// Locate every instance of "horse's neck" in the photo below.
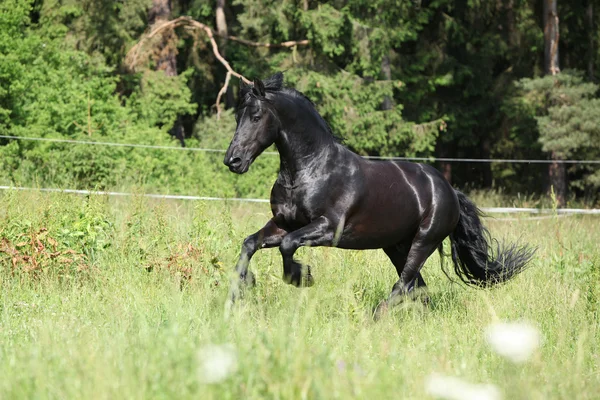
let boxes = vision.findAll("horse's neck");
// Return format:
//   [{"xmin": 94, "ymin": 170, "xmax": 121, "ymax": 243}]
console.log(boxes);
[
  {"xmin": 275, "ymin": 127, "xmax": 334, "ymax": 183},
  {"xmin": 273, "ymin": 92, "xmax": 337, "ymax": 182}
]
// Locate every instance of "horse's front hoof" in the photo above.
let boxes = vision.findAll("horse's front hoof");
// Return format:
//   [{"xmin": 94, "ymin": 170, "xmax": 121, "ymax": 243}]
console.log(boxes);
[
  {"xmin": 228, "ymin": 271, "xmax": 256, "ymax": 305},
  {"xmin": 283, "ymin": 272, "xmax": 302, "ymax": 287}
]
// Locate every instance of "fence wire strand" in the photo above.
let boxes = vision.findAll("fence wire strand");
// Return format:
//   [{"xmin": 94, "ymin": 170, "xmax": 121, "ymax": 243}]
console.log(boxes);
[
  {"xmin": 2, "ymin": 135, "xmax": 599, "ymax": 164},
  {"xmin": 1, "ymin": 185, "xmax": 598, "ymax": 216}
]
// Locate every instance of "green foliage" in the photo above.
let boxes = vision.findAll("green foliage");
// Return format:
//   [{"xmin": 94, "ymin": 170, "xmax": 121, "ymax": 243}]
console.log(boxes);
[
  {"xmin": 127, "ymin": 69, "xmax": 197, "ymax": 128},
  {"xmin": 0, "ymin": 0, "xmax": 33, "ymax": 129},
  {"xmin": 286, "ymin": 70, "xmax": 439, "ymax": 156},
  {"xmin": 0, "ymin": 0, "xmax": 32, "ymax": 37},
  {"xmin": 0, "ymin": 192, "xmax": 113, "ymax": 278},
  {"xmin": 37, "ymin": 0, "xmax": 151, "ymax": 65},
  {"xmin": 300, "ymin": 4, "xmax": 352, "ymax": 60},
  {"xmin": 0, "ymin": 110, "xmax": 277, "ymax": 200},
  {"xmin": 395, "ymin": 0, "xmax": 545, "ymax": 187},
  {"xmin": 514, "ymin": 71, "xmax": 600, "ymax": 193},
  {"xmin": 1, "ymin": 0, "xmax": 600, "ymax": 200},
  {"xmin": 0, "ymin": 1, "xmax": 127, "ymax": 137}
]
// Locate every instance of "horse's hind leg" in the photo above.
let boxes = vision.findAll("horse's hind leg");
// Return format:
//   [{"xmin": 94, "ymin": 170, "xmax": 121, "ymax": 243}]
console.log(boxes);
[
  {"xmin": 383, "ymin": 243, "xmax": 427, "ymax": 290},
  {"xmin": 374, "ymin": 243, "xmax": 429, "ymax": 318},
  {"xmin": 386, "ymin": 238, "xmax": 440, "ymax": 309}
]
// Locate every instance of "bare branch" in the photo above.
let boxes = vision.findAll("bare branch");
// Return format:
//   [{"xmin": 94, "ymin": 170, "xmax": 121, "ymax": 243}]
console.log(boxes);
[
  {"xmin": 215, "ymin": 71, "xmax": 232, "ymax": 119},
  {"xmin": 126, "ymin": 16, "xmax": 310, "ymax": 118},
  {"xmin": 218, "ymin": 33, "xmax": 310, "ymax": 48}
]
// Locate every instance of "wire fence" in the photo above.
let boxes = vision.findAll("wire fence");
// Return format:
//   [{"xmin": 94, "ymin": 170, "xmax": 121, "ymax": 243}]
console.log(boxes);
[
  {"xmin": 1, "ymin": 134, "xmax": 599, "ymax": 217},
  {"xmin": 2, "ymin": 134, "xmax": 600, "ymax": 164},
  {"xmin": 1, "ymin": 185, "xmax": 599, "ymax": 216}
]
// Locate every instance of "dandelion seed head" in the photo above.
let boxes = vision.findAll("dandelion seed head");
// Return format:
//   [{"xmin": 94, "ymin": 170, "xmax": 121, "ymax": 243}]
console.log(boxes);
[
  {"xmin": 485, "ymin": 321, "xmax": 540, "ymax": 363},
  {"xmin": 197, "ymin": 343, "xmax": 238, "ymax": 384},
  {"xmin": 425, "ymin": 373, "xmax": 502, "ymax": 400}
]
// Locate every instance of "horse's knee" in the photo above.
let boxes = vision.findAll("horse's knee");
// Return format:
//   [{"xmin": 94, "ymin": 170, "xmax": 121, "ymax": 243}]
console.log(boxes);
[
  {"xmin": 279, "ymin": 235, "xmax": 296, "ymax": 257},
  {"xmin": 242, "ymin": 235, "xmax": 258, "ymax": 255},
  {"xmin": 236, "ymin": 235, "xmax": 259, "ymax": 273}
]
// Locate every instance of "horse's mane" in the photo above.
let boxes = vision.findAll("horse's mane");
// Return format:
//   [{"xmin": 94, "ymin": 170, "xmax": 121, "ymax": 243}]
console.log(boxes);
[{"xmin": 239, "ymin": 72, "xmax": 344, "ymax": 143}]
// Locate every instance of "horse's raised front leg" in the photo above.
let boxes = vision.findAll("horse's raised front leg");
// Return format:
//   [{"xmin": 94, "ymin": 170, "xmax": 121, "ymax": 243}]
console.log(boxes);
[
  {"xmin": 279, "ymin": 216, "xmax": 336, "ymax": 287},
  {"xmin": 230, "ymin": 219, "xmax": 288, "ymax": 300}
]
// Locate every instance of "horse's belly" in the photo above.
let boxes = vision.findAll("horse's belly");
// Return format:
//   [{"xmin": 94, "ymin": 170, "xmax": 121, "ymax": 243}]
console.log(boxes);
[{"xmin": 336, "ymin": 199, "xmax": 422, "ymax": 250}]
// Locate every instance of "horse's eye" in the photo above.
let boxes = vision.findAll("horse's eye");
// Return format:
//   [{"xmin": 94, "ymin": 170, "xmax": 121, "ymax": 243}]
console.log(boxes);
[{"xmin": 252, "ymin": 115, "xmax": 261, "ymax": 122}]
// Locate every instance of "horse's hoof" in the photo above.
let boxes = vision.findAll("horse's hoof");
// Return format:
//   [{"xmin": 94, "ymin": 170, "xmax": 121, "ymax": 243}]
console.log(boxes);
[
  {"xmin": 284, "ymin": 263, "xmax": 314, "ymax": 287},
  {"xmin": 229, "ymin": 271, "xmax": 256, "ymax": 305},
  {"xmin": 283, "ymin": 273, "xmax": 302, "ymax": 287},
  {"xmin": 241, "ymin": 270, "xmax": 256, "ymax": 287},
  {"xmin": 302, "ymin": 265, "xmax": 315, "ymax": 287},
  {"xmin": 303, "ymin": 273, "xmax": 315, "ymax": 287},
  {"xmin": 283, "ymin": 270, "xmax": 314, "ymax": 288}
]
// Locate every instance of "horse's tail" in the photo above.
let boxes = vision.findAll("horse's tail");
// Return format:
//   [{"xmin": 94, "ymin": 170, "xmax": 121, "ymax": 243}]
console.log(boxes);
[{"xmin": 446, "ymin": 190, "xmax": 536, "ymax": 286}]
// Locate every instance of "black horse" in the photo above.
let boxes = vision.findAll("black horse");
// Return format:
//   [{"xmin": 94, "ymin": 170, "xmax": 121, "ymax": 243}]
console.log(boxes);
[{"xmin": 224, "ymin": 72, "xmax": 534, "ymax": 312}]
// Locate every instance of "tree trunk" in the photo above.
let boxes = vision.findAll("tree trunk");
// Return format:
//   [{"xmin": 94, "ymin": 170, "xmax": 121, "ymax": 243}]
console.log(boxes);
[
  {"xmin": 381, "ymin": 53, "xmax": 393, "ymax": 111},
  {"xmin": 216, "ymin": 0, "xmax": 234, "ymax": 107},
  {"xmin": 480, "ymin": 137, "xmax": 492, "ymax": 188},
  {"xmin": 216, "ymin": 0, "xmax": 227, "ymax": 38},
  {"xmin": 149, "ymin": 0, "xmax": 177, "ymax": 77},
  {"xmin": 505, "ymin": 0, "xmax": 517, "ymax": 47},
  {"xmin": 149, "ymin": 0, "xmax": 185, "ymax": 146},
  {"xmin": 586, "ymin": 1, "xmax": 594, "ymax": 81},
  {"xmin": 441, "ymin": 162, "xmax": 452, "ymax": 184},
  {"xmin": 549, "ymin": 151, "xmax": 567, "ymax": 205},
  {"xmin": 543, "ymin": 0, "xmax": 560, "ymax": 76},
  {"xmin": 438, "ymin": 143, "xmax": 453, "ymax": 184},
  {"xmin": 543, "ymin": 0, "xmax": 566, "ymax": 205}
]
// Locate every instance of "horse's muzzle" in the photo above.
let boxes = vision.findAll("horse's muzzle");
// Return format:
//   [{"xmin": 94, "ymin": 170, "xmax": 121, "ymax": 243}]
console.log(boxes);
[{"xmin": 224, "ymin": 155, "xmax": 249, "ymax": 174}]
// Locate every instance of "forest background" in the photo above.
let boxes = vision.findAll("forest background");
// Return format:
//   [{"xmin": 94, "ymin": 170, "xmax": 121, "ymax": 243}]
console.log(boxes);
[{"xmin": 1, "ymin": 0, "xmax": 599, "ymax": 206}]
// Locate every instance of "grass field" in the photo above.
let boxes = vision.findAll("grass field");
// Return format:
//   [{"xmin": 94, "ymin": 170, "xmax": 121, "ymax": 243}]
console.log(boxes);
[{"xmin": 1, "ymin": 190, "xmax": 599, "ymax": 399}]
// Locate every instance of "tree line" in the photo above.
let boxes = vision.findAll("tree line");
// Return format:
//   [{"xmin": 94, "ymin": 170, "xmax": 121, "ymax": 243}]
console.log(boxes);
[{"xmin": 1, "ymin": 0, "xmax": 599, "ymax": 204}]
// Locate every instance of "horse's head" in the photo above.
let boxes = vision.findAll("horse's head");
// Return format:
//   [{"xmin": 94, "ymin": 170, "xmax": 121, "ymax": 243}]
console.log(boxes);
[{"xmin": 224, "ymin": 73, "xmax": 283, "ymax": 174}]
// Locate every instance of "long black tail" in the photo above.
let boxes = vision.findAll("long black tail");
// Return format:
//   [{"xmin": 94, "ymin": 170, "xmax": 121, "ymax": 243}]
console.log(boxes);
[{"xmin": 446, "ymin": 190, "xmax": 536, "ymax": 287}]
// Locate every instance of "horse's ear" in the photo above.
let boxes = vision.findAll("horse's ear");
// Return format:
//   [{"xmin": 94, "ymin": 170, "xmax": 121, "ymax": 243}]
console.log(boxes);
[
  {"xmin": 253, "ymin": 78, "xmax": 266, "ymax": 97},
  {"xmin": 239, "ymin": 78, "xmax": 250, "ymax": 95}
]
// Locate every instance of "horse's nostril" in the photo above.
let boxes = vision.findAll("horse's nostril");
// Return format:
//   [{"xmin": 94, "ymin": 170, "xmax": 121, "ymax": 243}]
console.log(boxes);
[{"xmin": 230, "ymin": 157, "xmax": 242, "ymax": 167}]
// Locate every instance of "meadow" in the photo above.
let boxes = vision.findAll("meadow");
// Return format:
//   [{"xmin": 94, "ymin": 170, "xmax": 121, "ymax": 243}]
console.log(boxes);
[{"xmin": 0, "ymin": 190, "xmax": 598, "ymax": 399}]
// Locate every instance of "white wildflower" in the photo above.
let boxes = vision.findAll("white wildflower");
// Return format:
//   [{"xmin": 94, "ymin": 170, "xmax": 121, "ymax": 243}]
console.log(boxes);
[
  {"xmin": 425, "ymin": 373, "xmax": 502, "ymax": 400},
  {"xmin": 485, "ymin": 321, "xmax": 540, "ymax": 363},
  {"xmin": 197, "ymin": 343, "xmax": 238, "ymax": 384}
]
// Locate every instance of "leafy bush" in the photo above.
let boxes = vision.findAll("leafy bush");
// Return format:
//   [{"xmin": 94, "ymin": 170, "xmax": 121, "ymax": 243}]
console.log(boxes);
[
  {"xmin": 505, "ymin": 71, "xmax": 600, "ymax": 196},
  {"xmin": 0, "ymin": 1, "xmax": 276, "ymax": 199},
  {"xmin": 0, "ymin": 191, "xmax": 113, "ymax": 278},
  {"xmin": 285, "ymin": 70, "xmax": 440, "ymax": 156}
]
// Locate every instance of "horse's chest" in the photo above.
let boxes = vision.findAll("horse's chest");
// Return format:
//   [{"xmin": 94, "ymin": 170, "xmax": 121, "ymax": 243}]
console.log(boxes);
[{"xmin": 271, "ymin": 186, "xmax": 316, "ymax": 230}]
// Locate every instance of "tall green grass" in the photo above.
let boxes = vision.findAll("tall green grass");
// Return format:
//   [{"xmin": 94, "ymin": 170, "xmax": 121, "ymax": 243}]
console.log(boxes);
[{"xmin": 1, "ymin": 191, "xmax": 598, "ymax": 399}]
